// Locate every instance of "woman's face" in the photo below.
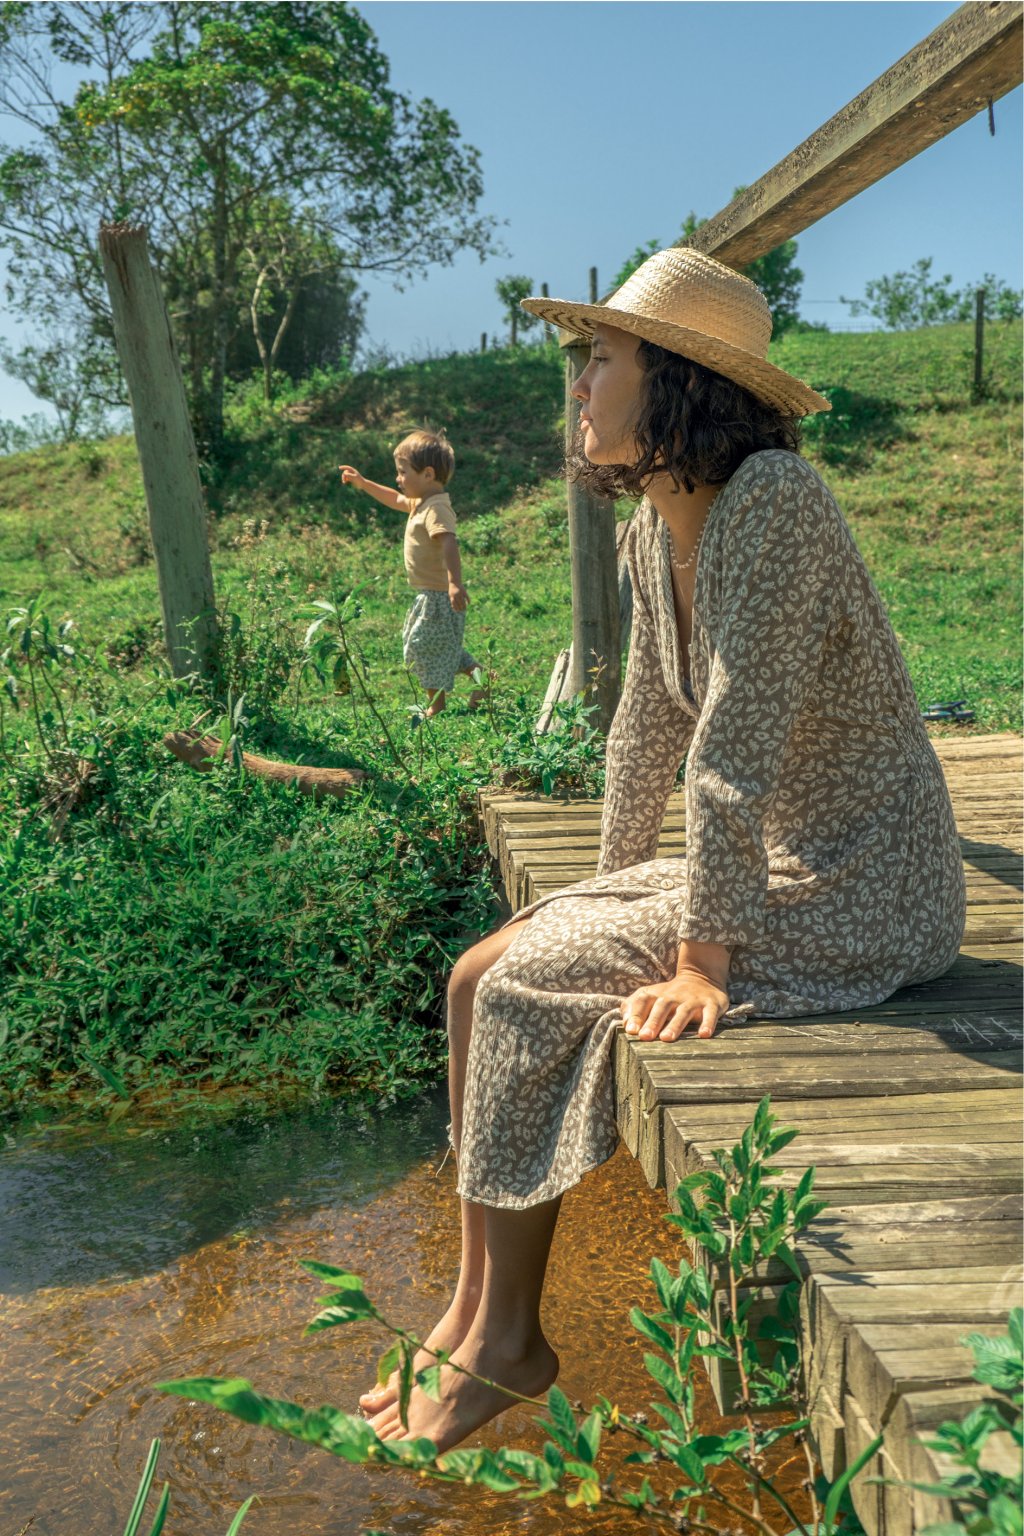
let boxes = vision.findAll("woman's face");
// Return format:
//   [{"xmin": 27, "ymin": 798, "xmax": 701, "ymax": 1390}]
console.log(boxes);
[{"xmin": 570, "ymin": 323, "xmax": 645, "ymax": 466}]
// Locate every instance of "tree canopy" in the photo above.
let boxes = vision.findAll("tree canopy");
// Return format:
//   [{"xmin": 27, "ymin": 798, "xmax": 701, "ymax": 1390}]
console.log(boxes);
[
  {"xmin": 841, "ymin": 257, "xmax": 1023, "ymax": 330},
  {"xmin": 494, "ymin": 275, "xmax": 539, "ymax": 347},
  {"xmin": 0, "ymin": 1, "xmax": 499, "ymax": 448}
]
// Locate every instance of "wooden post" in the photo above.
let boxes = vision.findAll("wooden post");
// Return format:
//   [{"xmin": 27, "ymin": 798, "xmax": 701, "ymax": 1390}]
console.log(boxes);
[
  {"xmin": 481, "ymin": 331, "xmax": 487, "ymax": 352},
  {"xmin": 589, "ymin": 266, "xmax": 599, "ymax": 304},
  {"xmin": 974, "ymin": 287, "xmax": 985, "ymax": 398},
  {"xmin": 99, "ymin": 222, "xmax": 217, "ymax": 680},
  {"xmin": 564, "ymin": 340, "xmax": 620, "ymax": 731}
]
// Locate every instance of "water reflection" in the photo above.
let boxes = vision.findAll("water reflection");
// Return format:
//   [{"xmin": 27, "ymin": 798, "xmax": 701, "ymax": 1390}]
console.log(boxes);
[{"xmin": 1, "ymin": 1092, "xmax": 807, "ymax": 1535}]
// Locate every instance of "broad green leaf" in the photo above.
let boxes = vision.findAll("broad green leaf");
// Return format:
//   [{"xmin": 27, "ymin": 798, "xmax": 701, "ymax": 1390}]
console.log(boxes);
[
  {"xmin": 300, "ymin": 1260, "xmax": 360, "ymax": 1285},
  {"xmin": 565, "ymin": 1480, "xmax": 601, "ymax": 1507},
  {"xmin": 415, "ymin": 1363, "xmax": 443, "ymax": 1401},
  {"xmin": 376, "ymin": 1341, "xmax": 400, "ymax": 1387},
  {"xmin": 496, "ymin": 1447, "xmax": 555, "ymax": 1486},
  {"xmin": 630, "ymin": 1306, "xmax": 674, "ymax": 1352},
  {"xmin": 775, "ymin": 1240, "xmax": 803, "ymax": 1281},
  {"xmin": 668, "ymin": 1442, "xmax": 707, "ymax": 1485},
  {"xmin": 644, "ymin": 1351, "xmax": 685, "ymax": 1404},
  {"xmin": 305, "ymin": 1296, "xmax": 375, "ymax": 1330},
  {"xmin": 397, "ymin": 1343, "xmax": 413, "ymax": 1428},
  {"xmin": 545, "ymin": 1385, "xmax": 579, "ymax": 1448},
  {"xmin": 576, "ymin": 1410, "xmax": 601, "ymax": 1464}
]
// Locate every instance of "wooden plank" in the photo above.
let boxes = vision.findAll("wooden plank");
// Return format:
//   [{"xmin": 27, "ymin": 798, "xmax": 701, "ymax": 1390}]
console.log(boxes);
[
  {"xmin": 634, "ymin": 6, "xmax": 1024, "ymax": 272},
  {"xmin": 844, "ymin": 1390, "xmax": 891, "ymax": 1534},
  {"xmin": 846, "ymin": 1326, "xmax": 981, "ymax": 1427},
  {"xmin": 844, "ymin": 1389, "xmax": 890, "ymax": 1535},
  {"xmin": 482, "ymin": 736, "xmax": 1022, "ymax": 1536},
  {"xmin": 803, "ymin": 1273, "xmax": 1021, "ymax": 1410},
  {"xmin": 666, "ymin": 1085, "xmax": 1022, "ymax": 1133},
  {"xmin": 885, "ymin": 1387, "xmax": 1020, "ymax": 1536}
]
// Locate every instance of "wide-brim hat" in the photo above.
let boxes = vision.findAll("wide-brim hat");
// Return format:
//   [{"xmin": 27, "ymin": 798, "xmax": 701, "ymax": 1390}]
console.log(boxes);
[{"xmin": 521, "ymin": 247, "xmax": 830, "ymax": 417}]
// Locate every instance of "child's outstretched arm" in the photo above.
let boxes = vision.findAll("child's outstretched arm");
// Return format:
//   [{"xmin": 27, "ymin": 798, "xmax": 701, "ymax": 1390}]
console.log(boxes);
[
  {"xmin": 339, "ymin": 465, "xmax": 410, "ymax": 512},
  {"xmin": 436, "ymin": 531, "xmax": 469, "ymax": 612}
]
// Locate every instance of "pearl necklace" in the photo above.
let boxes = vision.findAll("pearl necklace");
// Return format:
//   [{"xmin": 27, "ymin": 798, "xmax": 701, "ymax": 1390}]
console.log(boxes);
[{"xmin": 668, "ymin": 485, "xmax": 723, "ymax": 576}]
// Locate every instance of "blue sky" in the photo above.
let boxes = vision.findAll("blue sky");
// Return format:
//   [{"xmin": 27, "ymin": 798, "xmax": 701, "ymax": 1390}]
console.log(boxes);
[{"xmin": 1, "ymin": 0, "xmax": 1021, "ymax": 422}]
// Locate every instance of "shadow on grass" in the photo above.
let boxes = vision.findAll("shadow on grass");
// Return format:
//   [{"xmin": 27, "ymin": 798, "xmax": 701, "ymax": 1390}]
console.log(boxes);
[{"xmin": 801, "ymin": 386, "xmax": 907, "ymax": 471}]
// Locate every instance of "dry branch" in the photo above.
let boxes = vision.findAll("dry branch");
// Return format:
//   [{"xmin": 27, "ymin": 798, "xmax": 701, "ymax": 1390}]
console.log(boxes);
[{"xmin": 163, "ymin": 730, "xmax": 366, "ymax": 800}]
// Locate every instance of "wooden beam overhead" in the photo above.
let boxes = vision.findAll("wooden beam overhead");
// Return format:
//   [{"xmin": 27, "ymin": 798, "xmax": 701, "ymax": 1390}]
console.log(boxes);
[{"xmin": 685, "ymin": 1, "xmax": 1023, "ymax": 270}]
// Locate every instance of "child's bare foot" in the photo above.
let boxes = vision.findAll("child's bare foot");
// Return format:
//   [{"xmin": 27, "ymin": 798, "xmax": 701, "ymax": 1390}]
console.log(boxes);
[
  {"xmin": 358, "ymin": 1293, "xmax": 478, "ymax": 1414},
  {"xmin": 367, "ymin": 1329, "xmax": 559, "ymax": 1452}
]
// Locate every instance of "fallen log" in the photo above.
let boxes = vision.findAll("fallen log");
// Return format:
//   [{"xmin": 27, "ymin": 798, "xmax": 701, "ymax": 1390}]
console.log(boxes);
[{"xmin": 163, "ymin": 730, "xmax": 367, "ymax": 800}]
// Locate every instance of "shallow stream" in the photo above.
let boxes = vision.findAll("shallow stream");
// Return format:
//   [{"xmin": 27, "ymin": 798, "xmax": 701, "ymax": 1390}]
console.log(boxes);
[{"xmin": 1, "ymin": 1090, "xmax": 805, "ymax": 1534}]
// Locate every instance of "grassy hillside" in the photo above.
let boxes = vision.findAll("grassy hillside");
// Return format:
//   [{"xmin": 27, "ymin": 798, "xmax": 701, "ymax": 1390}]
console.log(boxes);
[
  {"xmin": 1, "ymin": 320, "xmax": 1020, "ymax": 727},
  {"xmin": 0, "ymin": 322, "xmax": 1020, "ymax": 1122}
]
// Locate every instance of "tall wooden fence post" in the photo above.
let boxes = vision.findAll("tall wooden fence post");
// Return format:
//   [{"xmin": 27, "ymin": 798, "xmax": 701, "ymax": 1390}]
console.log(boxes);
[
  {"xmin": 973, "ymin": 287, "xmax": 986, "ymax": 398},
  {"xmin": 99, "ymin": 222, "xmax": 217, "ymax": 681},
  {"xmin": 564, "ymin": 339, "xmax": 620, "ymax": 732}
]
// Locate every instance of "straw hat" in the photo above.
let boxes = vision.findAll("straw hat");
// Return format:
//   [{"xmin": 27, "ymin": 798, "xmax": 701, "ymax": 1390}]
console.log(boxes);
[{"xmin": 521, "ymin": 247, "xmax": 830, "ymax": 417}]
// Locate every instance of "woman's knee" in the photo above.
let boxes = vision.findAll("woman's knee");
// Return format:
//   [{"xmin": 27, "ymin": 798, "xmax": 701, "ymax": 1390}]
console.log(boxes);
[{"xmin": 447, "ymin": 921, "xmax": 529, "ymax": 1030}]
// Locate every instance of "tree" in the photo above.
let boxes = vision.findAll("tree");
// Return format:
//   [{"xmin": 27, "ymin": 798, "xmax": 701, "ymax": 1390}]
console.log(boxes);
[
  {"xmin": 0, "ymin": 2, "xmax": 499, "ymax": 452},
  {"xmin": 611, "ymin": 192, "xmax": 804, "ymax": 335},
  {"xmin": 234, "ymin": 197, "xmax": 365, "ymax": 402},
  {"xmin": 494, "ymin": 275, "xmax": 539, "ymax": 347},
  {"xmin": 0, "ymin": 319, "xmax": 121, "ymax": 443},
  {"xmin": 227, "ymin": 262, "xmax": 366, "ymax": 389},
  {"xmin": 841, "ymin": 257, "xmax": 1023, "ymax": 329}
]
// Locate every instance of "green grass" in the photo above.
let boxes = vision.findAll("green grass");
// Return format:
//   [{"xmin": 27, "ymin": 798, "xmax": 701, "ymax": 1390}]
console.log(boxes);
[{"xmin": 0, "ymin": 322, "xmax": 1020, "ymax": 1122}]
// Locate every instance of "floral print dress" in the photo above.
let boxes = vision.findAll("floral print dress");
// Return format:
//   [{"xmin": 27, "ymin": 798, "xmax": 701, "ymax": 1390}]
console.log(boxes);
[{"xmin": 456, "ymin": 450, "xmax": 966, "ymax": 1210}]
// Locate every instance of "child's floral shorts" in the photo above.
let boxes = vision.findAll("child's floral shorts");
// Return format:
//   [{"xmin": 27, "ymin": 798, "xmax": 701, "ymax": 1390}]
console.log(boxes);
[{"xmin": 403, "ymin": 589, "xmax": 479, "ymax": 693}]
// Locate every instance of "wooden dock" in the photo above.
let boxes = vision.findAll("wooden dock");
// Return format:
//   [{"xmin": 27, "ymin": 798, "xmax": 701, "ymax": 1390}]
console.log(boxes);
[{"xmin": 479, "ymin": 733, "xmax": 1023, "ymax": 1536}]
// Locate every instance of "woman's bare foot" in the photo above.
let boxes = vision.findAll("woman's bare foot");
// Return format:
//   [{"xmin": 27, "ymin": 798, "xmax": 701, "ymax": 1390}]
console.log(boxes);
[
  {"xmin": 466, "ymin": 687, "xmax": 487, "ymax": 711},
  {"xmin": 367, "ymin": 1329, "xmax": 559, "ymax": 1453},
  {"xmin": 357, "ymin": 1292, "xmax": 479, "ymax": 1414}
]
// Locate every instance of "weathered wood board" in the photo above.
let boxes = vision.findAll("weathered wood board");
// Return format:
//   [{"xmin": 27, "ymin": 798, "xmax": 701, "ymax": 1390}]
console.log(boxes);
[{"xmin": 478, "ymin": 733, "xmax": 1023, "ymax": 1536}]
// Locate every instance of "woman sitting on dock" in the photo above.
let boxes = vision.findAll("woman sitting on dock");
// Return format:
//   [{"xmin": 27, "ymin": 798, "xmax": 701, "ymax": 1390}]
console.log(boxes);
[{"xmin": 359, "ymin": 248, "xmax": 966, "ymax": 1451}]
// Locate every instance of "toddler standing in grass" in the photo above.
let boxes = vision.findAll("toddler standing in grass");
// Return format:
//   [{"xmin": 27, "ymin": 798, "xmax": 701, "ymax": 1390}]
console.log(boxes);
[{"xmin": 340, "ymin": 429, "xmax": 486, "ymax": 720}]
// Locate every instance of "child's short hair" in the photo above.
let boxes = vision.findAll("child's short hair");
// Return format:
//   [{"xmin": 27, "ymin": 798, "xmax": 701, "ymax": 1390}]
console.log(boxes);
[{"xmin": 395, "ymin": 428, "xmax": 455, "ymax": 486}]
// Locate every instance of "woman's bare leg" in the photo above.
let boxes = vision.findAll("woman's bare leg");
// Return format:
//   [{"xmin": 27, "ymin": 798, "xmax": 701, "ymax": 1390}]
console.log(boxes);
[
  {"xmin": 358, "ymin": 918, "xmax": 530, "ymax": 1412},
  {"xmin": 367, "ymin": 1193, "xmax": 562, "ymax": 1448}
]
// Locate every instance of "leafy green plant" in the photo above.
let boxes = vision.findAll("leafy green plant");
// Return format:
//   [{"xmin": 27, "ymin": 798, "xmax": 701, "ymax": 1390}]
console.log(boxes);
[
  {"xmin": 298, "ymin": 584, "xmax": 408, "ymax": 770},
  {"xmin": 909, "ymin": 1310, "xmax": 1023, "ymax": 1536},
  {"xmin": 213, "ymin": 519, "xmax": 304, "ymax": 726},
  {"xmin": 498, "ymin": 692, "xmax": 605, "ymax": 796},
  {"xmin": 158, "ymin": 1098, "xmax": 880, "ymax": 1533}
]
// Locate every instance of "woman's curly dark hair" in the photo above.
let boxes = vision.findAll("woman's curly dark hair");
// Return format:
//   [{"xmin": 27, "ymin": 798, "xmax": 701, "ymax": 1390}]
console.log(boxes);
[{"xmin": 569, "ymin": 339, "xmax": 802, "ymax": 499}]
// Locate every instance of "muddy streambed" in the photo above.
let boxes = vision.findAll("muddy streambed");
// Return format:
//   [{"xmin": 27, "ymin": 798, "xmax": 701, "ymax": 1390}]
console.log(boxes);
[{"xmin": 1, "ymin": 1091, "xmax": 807, "ymax": 1534}]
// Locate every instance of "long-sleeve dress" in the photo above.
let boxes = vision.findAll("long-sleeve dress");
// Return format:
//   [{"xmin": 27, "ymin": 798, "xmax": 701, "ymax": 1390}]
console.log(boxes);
[{"xmin": 456, "ymin": 449, "xmax": 966, "ymax": 1209}]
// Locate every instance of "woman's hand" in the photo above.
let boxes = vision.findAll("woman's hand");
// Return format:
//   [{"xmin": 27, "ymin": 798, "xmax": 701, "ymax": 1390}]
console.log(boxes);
[
  {"xmin": 448, "ymin": 579, "xmax": 469, "ymax": 612},
  {"xmin": 621, "ymin": 942, "xmax": 732, "ymax": 1041},
  {"xmin": 339, "ymin": 464, "xmax": 365, "ymax": 488}
]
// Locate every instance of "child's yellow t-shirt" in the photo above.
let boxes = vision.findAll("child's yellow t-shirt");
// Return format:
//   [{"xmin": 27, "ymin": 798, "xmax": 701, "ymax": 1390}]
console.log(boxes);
[{"xmin": 399, "ymin": 490, "xmax": 458, "ymax": 591}]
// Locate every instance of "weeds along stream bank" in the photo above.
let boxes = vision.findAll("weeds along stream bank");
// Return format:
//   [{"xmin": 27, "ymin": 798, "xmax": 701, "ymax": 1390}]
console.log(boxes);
[{"xmin": 0, "ymin": 325, "xmax": 1021, "ymax": 1122}]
